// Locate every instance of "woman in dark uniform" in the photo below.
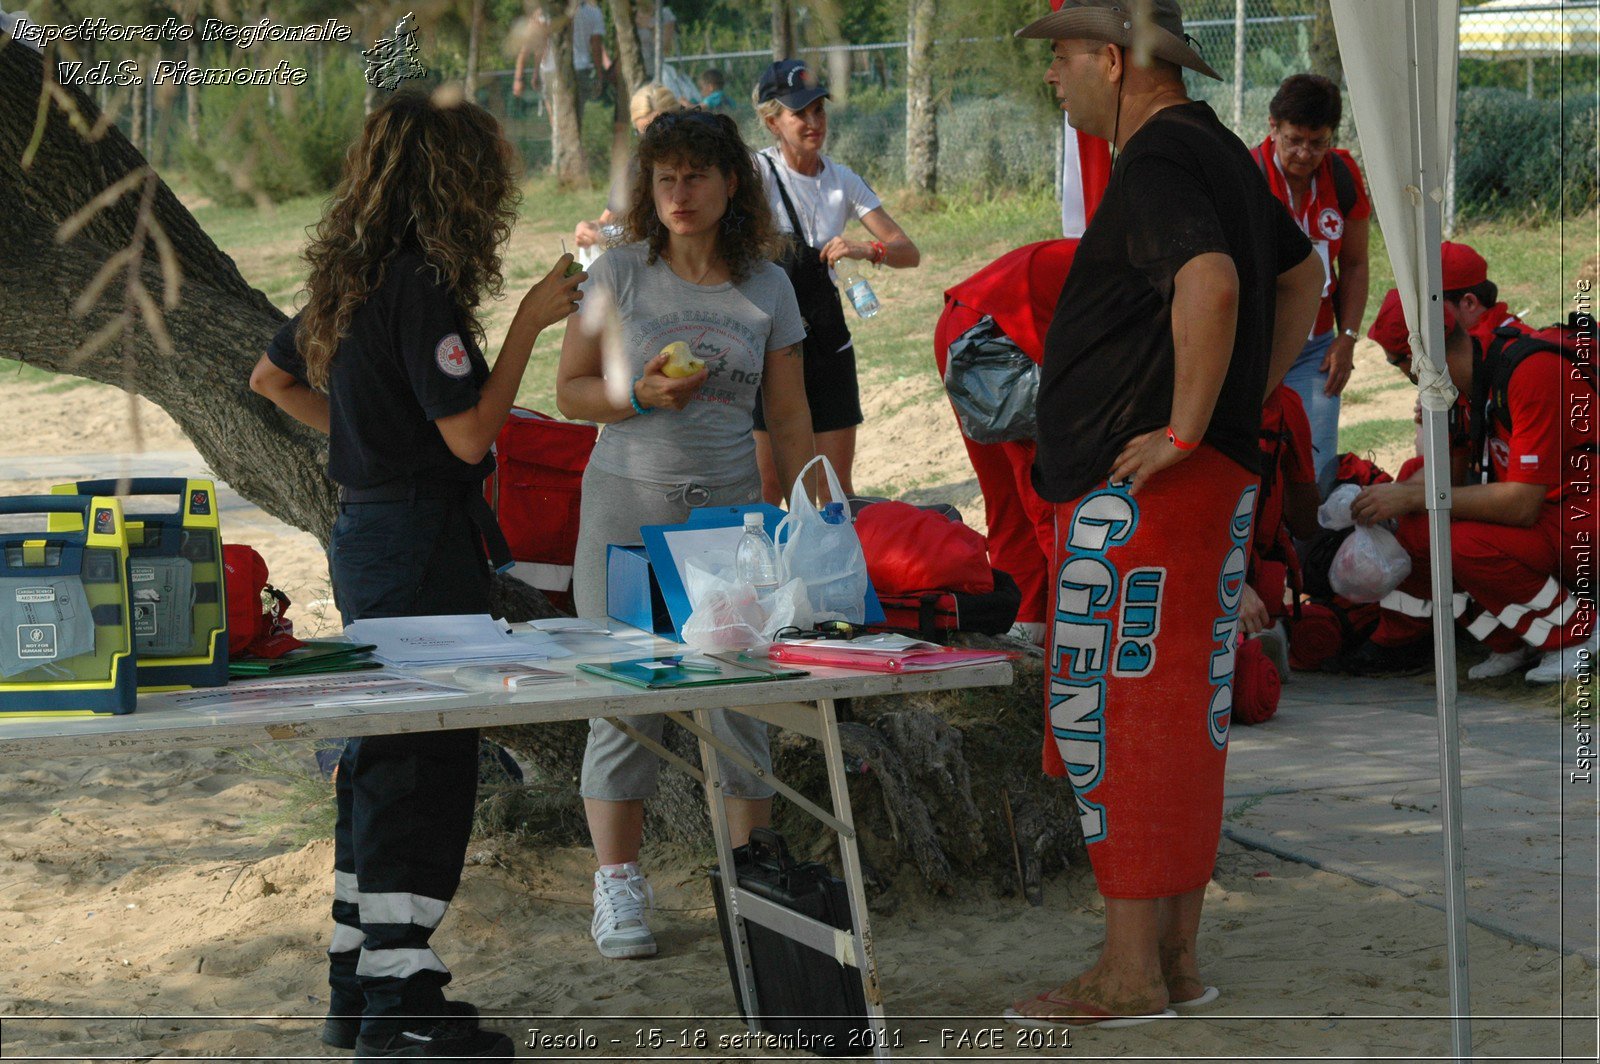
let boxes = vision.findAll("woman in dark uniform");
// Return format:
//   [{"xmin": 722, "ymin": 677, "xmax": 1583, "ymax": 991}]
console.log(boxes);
[{"xmin": 249, "ymin": 91, "xmax": 582, "ymax": 1061}]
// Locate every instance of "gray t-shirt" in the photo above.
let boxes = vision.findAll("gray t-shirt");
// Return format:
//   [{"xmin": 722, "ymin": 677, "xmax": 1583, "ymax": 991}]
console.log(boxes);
[{"xmin": 579, "ymin": 243, "xmax": 807, "ymax": 485}]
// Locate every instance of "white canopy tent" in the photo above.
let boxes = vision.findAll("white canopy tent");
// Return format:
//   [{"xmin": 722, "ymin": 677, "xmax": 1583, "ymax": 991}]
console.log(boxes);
[{"xmin": 1330, "ymin": 1, "xmax": 1472, "ymax": 1057}]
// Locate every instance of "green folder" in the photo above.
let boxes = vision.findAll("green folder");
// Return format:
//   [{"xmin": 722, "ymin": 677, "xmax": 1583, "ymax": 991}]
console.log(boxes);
[
  {"xmin": 228, "ymin": 641, "xmax": 379, "ymax": 679},
  {"xmin": 576, "ymin": 655, "xmax": 806, "ymax": 690}
]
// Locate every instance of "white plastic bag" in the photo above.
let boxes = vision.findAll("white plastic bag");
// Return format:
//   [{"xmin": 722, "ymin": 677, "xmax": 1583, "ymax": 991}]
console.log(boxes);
[
  {"xmin": 1329, "ymin": 525, "xmax": 1412, "ymax": 603},
  {"xmin": 679, "ymin": 559, "xmax": 812, "ymax": 652},
  {"xmin": 1317, "ymin": 483, "xmax": 1362, "ymax": 531},
  {"xmin": 774, "ymin": 456, "xmax": 870, "ymax": 623}
]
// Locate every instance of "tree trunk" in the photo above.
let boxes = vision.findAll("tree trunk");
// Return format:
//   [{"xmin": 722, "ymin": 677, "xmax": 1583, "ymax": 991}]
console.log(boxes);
[
  {"xmin": 607, "ymin": 0, "xmax": 648, "ymax": 95},
  {"xmin": 465, "ymin": 0, "xmax": 484, "ymax": 97},
  {"xmin": 771, "ymin": 0, "xmax": 795, "ymax": 61},
  {"xmin": 185, "ymin": 34, "xmax": 200, "ymax": 139},
  {"xmin": 1309, "ymin": 1, "xmax": 1343, "ymax": 85},
  {"xmin": 542, "ymin": 0, "xmax": 588, "ymax": 187},
  {"xmin": 904, "ymin": 0, "xmax": 938, "ymax": 195},
  {"xmin": 0, "ymin": 41, "xmax": 556, "ymax": 624}
]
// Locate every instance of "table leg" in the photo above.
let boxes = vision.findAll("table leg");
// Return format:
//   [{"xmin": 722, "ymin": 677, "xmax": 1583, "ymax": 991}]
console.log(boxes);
[
  {"xmin": 693, "ymin": 705, "xmax": 762, "ymax": 1034},
  {"xmin": 816, "ymin": 697, "xmax": 892, "ymax": 1062}
]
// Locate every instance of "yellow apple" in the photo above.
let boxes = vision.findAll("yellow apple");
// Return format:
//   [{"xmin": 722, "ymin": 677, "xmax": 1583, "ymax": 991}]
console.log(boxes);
[{"xmin": 660, "ymin": 341, "xmax": 706, "ymax": 378}]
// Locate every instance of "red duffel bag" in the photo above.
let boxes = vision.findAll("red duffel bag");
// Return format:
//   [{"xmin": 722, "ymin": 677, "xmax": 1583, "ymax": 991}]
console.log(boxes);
[{"xmin": 853, "ymin": 501, "xmax": 994, "ymax": 596}]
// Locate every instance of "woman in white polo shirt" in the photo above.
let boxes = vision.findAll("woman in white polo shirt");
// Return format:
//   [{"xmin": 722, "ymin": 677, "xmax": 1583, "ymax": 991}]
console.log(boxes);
[{"xmin": 751, "ymin": 59, "xmax": 921, "ymax": 502}]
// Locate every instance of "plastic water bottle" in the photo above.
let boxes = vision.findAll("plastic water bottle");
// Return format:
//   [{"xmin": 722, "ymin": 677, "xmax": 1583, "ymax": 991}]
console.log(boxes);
[
  {"xmin": 734, "ymin": 513, "xmax": 780, "ymax": 593},
  {"xmin": 839, "ymin": 268, "xmax": 880, "ymax": 319},
  {"xmin": 822, "ymin": 502, "xmax": 846, "ymax": 524}
]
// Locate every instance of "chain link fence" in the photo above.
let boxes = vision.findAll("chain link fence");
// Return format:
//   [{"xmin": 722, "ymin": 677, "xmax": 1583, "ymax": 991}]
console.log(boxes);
[{"xmin": 471, "ymin": 1, "xmax": 1593, "ymax": 219}]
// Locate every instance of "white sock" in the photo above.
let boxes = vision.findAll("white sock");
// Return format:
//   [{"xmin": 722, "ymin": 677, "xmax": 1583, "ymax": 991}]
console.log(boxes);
[{"xmin": 599, "ymin": 862, "xmax": 637, "ymax": 878}]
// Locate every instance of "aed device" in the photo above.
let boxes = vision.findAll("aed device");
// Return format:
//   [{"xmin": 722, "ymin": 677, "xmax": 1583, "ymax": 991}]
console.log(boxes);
[
  {"xmin": 0, "ymin": 495, "xmax": 136, "ymax": 715},
  {"xmin": 50, "ymin": 478, "xmax": 228, "ymax": 690}
]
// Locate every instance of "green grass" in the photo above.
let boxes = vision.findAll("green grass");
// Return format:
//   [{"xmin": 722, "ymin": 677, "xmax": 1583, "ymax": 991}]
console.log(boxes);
[{"xmin": 1341, "ymin": 418, "xmax": 1414, "ymax": 458}]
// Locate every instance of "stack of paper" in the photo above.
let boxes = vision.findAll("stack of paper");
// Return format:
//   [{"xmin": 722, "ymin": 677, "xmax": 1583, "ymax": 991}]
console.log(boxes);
[{"xmin": 344, "ymin": 614, "xmax": 550, "ymax": 668}]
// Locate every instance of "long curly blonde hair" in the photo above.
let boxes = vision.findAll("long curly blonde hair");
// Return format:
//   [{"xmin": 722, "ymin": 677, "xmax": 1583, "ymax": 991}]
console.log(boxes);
[{"xmin": 296, "ymin": 91, "xmax": 519, "ymax": 389}]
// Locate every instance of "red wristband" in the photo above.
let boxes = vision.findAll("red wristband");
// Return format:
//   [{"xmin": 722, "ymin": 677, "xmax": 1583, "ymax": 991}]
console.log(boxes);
[
  {"xmin": 870, "ymin": 240, "xmax": 888, "ymax": 265},
  {"xmin": 1166, "ymin": 426, "xmax": 1199, "ymax": 451}
]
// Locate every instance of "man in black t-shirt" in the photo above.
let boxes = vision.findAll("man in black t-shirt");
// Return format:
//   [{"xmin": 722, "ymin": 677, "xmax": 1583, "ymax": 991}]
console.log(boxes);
[{"xmin": 1006, "ymin": 0, "xmax": 1324, "ymax": 1031}]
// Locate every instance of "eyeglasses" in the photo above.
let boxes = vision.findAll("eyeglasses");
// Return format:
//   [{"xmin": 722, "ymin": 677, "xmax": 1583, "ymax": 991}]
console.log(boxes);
[
  {"xmin": 1277, "ymin": 132, "xmax": 1333, "ymax": 153},
  {"xmin": 774, "ymin": 620, "xmax": 860, "ymax": 641}
]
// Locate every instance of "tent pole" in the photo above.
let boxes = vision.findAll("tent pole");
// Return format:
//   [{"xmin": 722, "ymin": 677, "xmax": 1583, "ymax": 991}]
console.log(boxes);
[
  {"xmin": 1409, "ymin": 2, "xmax": 1472, "ymax": 1057},
  {"xmin": 1421, "ymin": 407, "xmax": 1473, "ymax": 1062}
]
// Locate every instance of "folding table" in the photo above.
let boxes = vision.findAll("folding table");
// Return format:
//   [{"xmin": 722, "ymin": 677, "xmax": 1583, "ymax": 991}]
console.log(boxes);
[{"xmin": 0, "ymin": 629, "xmax": 1013, "ymax": 1061}]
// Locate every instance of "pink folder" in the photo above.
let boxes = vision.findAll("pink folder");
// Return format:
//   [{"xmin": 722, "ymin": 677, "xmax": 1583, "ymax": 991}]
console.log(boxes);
[{"xmin": 767, "ymin": 643, "xmax": 1015, "ymax": 673}]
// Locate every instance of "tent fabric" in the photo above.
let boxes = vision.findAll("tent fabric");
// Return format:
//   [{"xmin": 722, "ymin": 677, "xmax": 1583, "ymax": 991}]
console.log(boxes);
[{"xmin": 1332, "ymin": 0, "xmax": 1461, "ymax": 415}]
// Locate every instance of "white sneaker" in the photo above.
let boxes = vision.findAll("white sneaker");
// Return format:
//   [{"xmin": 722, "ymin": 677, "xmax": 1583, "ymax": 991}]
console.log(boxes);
[
  {"xmin": 1467, "ymin": 647, "xmax": 1537, "ymax": 681},
  {"xmin": 1008, "ymin": 621, "xmax": 1046, "ymax": 646},
  {"xmin": 1525, "ymin": 635, "xmax": 1600, "ymax": 685},
  {"xmin": 591, "ymin": 864, "xmax": 657, "ymax": 959}
]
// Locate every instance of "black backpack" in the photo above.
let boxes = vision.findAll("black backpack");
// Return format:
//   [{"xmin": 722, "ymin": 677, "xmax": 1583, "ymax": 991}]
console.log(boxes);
[{"xmin": 1468, "ymin": 312, "xmax": 1598, "ymax": 482}]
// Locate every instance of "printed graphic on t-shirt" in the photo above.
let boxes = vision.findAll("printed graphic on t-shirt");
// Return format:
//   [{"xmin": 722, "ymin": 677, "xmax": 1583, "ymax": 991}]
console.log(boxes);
[
  {"xmin": 639, "ymin": 311, "xmax": 764, "ymax": 407},
  {"xmin": 435, "ymin": 333, "xmax": 471, "ymax": 379}
]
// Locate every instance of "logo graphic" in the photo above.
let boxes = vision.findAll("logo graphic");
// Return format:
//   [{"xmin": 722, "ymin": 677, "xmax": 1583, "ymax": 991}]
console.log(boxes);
[
  {"xmin": 1490, "ymin": 437, "xmax": 1511, "ymax": 470},
  {"xmin": 363, "ymin": 12, "xmax": 426, "ymax": 90},
  {"xmin": 189, "ymin": 490, "xmax": 212, "ymax": 515},
  {"xmin": 18, "ymin": 623, "xmax": 58, "ymax": 660},
  {"xmin": 93, "ymin": 508, "xmax": 115, "ymax": 535},
  {"xmin": 435, "ymin": 333, "xmax": 471, "ymax": 379},
  {"xmin": 1317, "ymin": 207, "xmax": 1344, "ymax": 241}
]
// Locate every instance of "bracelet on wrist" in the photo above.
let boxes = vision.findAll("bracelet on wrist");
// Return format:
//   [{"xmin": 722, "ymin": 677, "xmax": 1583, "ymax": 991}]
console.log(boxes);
[
  {"xmin": 629, "ymin": 376, "xmax": 651, "ymax": 416},
  {"xmin": 1341, "ymin": 327, "xmax": 1359, "ymax": 340},
  {"xmin": 870, "ymin": 240, "xmax": 888, "ymax": 265},
  {"xmin": 1166, "ymin": 426, "xmax": 1199, "ymax": 452}
]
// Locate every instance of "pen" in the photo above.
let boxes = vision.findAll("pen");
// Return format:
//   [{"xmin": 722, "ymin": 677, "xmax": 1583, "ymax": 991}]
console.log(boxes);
[{"xmin": 661, "ymin": 656, "xmax": 720, "ymax": 673}]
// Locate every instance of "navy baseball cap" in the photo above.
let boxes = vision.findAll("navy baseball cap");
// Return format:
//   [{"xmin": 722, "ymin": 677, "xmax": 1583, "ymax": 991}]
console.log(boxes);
[{"xmin": 756, "ymin": 59, "xmax": 829, "ymax": 110}]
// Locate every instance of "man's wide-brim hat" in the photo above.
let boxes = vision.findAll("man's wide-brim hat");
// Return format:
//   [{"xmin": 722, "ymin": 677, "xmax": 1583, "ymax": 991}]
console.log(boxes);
[{"xmin": 1016, "ymin": 0, "xmax": 1223, "ymax": 81}]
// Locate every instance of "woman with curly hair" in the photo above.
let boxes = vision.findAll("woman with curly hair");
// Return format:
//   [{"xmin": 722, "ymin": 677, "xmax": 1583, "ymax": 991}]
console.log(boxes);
[
  {"xmin": 249, "ymin": 90, "xmax": 581, "ymax": 1061},
  {"xmin": 556, "ymin": 109, "xmax": 812, "ymax": 960}
]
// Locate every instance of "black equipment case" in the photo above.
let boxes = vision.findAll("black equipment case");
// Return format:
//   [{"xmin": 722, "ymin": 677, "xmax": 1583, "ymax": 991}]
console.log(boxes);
[{"xmin": 709, "ymin": 828, "xmax": 870, "ymax": 1056}]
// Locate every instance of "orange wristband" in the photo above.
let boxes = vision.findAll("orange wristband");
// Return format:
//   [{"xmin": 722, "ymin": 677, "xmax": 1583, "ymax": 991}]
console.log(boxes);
[{"xmin": 1166, "ymin": 426, "xmax": 1199, "ymax": 451}]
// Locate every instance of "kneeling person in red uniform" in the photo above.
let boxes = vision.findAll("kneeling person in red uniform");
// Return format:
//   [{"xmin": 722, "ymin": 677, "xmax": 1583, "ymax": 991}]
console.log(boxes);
[{"xmin": 1350, "ymin": 314, "xmax": 1597, "ymax": 683}]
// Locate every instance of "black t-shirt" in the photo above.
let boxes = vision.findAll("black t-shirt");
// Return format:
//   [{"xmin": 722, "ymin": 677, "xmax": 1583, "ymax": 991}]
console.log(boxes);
[
  {"xmin": 1033, "ymin": 101, "xmax": 1314, "ymax": 503},
  {"xmin": 267, "ymin": 251, "xmax": 495, "ymax": 490}
]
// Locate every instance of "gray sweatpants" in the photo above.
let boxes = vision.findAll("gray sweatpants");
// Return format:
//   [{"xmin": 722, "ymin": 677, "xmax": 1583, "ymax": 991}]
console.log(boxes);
[{"xmin": 574, "ymin": 464, "xmax": 775, "ymax": 801}]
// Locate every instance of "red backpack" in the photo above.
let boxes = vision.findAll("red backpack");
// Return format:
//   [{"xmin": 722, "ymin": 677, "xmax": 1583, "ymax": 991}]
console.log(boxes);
[{"xmin": 485, "ymin": 409, "xmax": 598, "ymax": 610}]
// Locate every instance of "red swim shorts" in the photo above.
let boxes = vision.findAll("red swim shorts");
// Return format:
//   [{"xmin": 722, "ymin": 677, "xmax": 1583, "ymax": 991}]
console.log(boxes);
[{"xmin": 1045, "ymin": 446, "xmax": 1257, "ymax": 899}]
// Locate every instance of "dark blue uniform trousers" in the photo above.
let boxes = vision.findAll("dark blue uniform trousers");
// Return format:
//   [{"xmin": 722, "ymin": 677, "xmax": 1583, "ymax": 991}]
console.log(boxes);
[{"xmin": 325, "ymin": 497, "xmax": 490, "ymax": 1038}]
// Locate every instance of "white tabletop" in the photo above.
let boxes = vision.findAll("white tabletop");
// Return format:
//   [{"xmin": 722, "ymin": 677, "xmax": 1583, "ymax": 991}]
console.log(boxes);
[{"xmin": 0, "ymin": 628, "xmax": 1014, "ymax": 757}]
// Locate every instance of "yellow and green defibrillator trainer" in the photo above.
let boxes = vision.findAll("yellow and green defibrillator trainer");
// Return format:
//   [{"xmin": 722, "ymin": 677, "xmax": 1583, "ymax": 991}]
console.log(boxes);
[
  {"xmin": 50, "ymin": 478, "xmax": 228, "ymax": 691},
  {"xmin": 0, "ymin": 494, "xmax": 137, "ymax": 715}
]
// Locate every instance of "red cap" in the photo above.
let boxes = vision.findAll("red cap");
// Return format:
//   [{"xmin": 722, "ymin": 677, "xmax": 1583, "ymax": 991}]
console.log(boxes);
[
  {"xmin": 223, "ymin": 544, "xmax": 306, "ymax": 659},
  {"xmin": 1440, "ymin": 241, "xmax": 1488, "ymax": 290},
  {"xmin": 1367, "ymin": 288, "xmax": 1457, "ymax": 357}
]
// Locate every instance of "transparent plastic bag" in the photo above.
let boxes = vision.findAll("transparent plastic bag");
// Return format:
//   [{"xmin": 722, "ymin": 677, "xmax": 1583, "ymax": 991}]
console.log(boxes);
[
  {"xmin": 680, "ymin": 559, "xmax": 811, "ymax": 652},
  {"xmin": 1329, "ymin": 525, "xmax": 1412, "ymax": 603},
  {"xmin": 774, "ymin": 455, "xmax": 870, "ymax": 623},
  {"xmin": 1317, "ymin": 483, "xmax": 1362, "ymax": 531}
]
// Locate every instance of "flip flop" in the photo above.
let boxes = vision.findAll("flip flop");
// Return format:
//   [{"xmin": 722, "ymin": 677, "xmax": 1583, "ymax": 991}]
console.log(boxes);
[
  {"xmin": 1170, "ymin": 985, "xmax": 1220, "ymax": 1009},
  {"xmin": 1003, "ymin": 990, "xmax": 1177, "ymax": 1030}
]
